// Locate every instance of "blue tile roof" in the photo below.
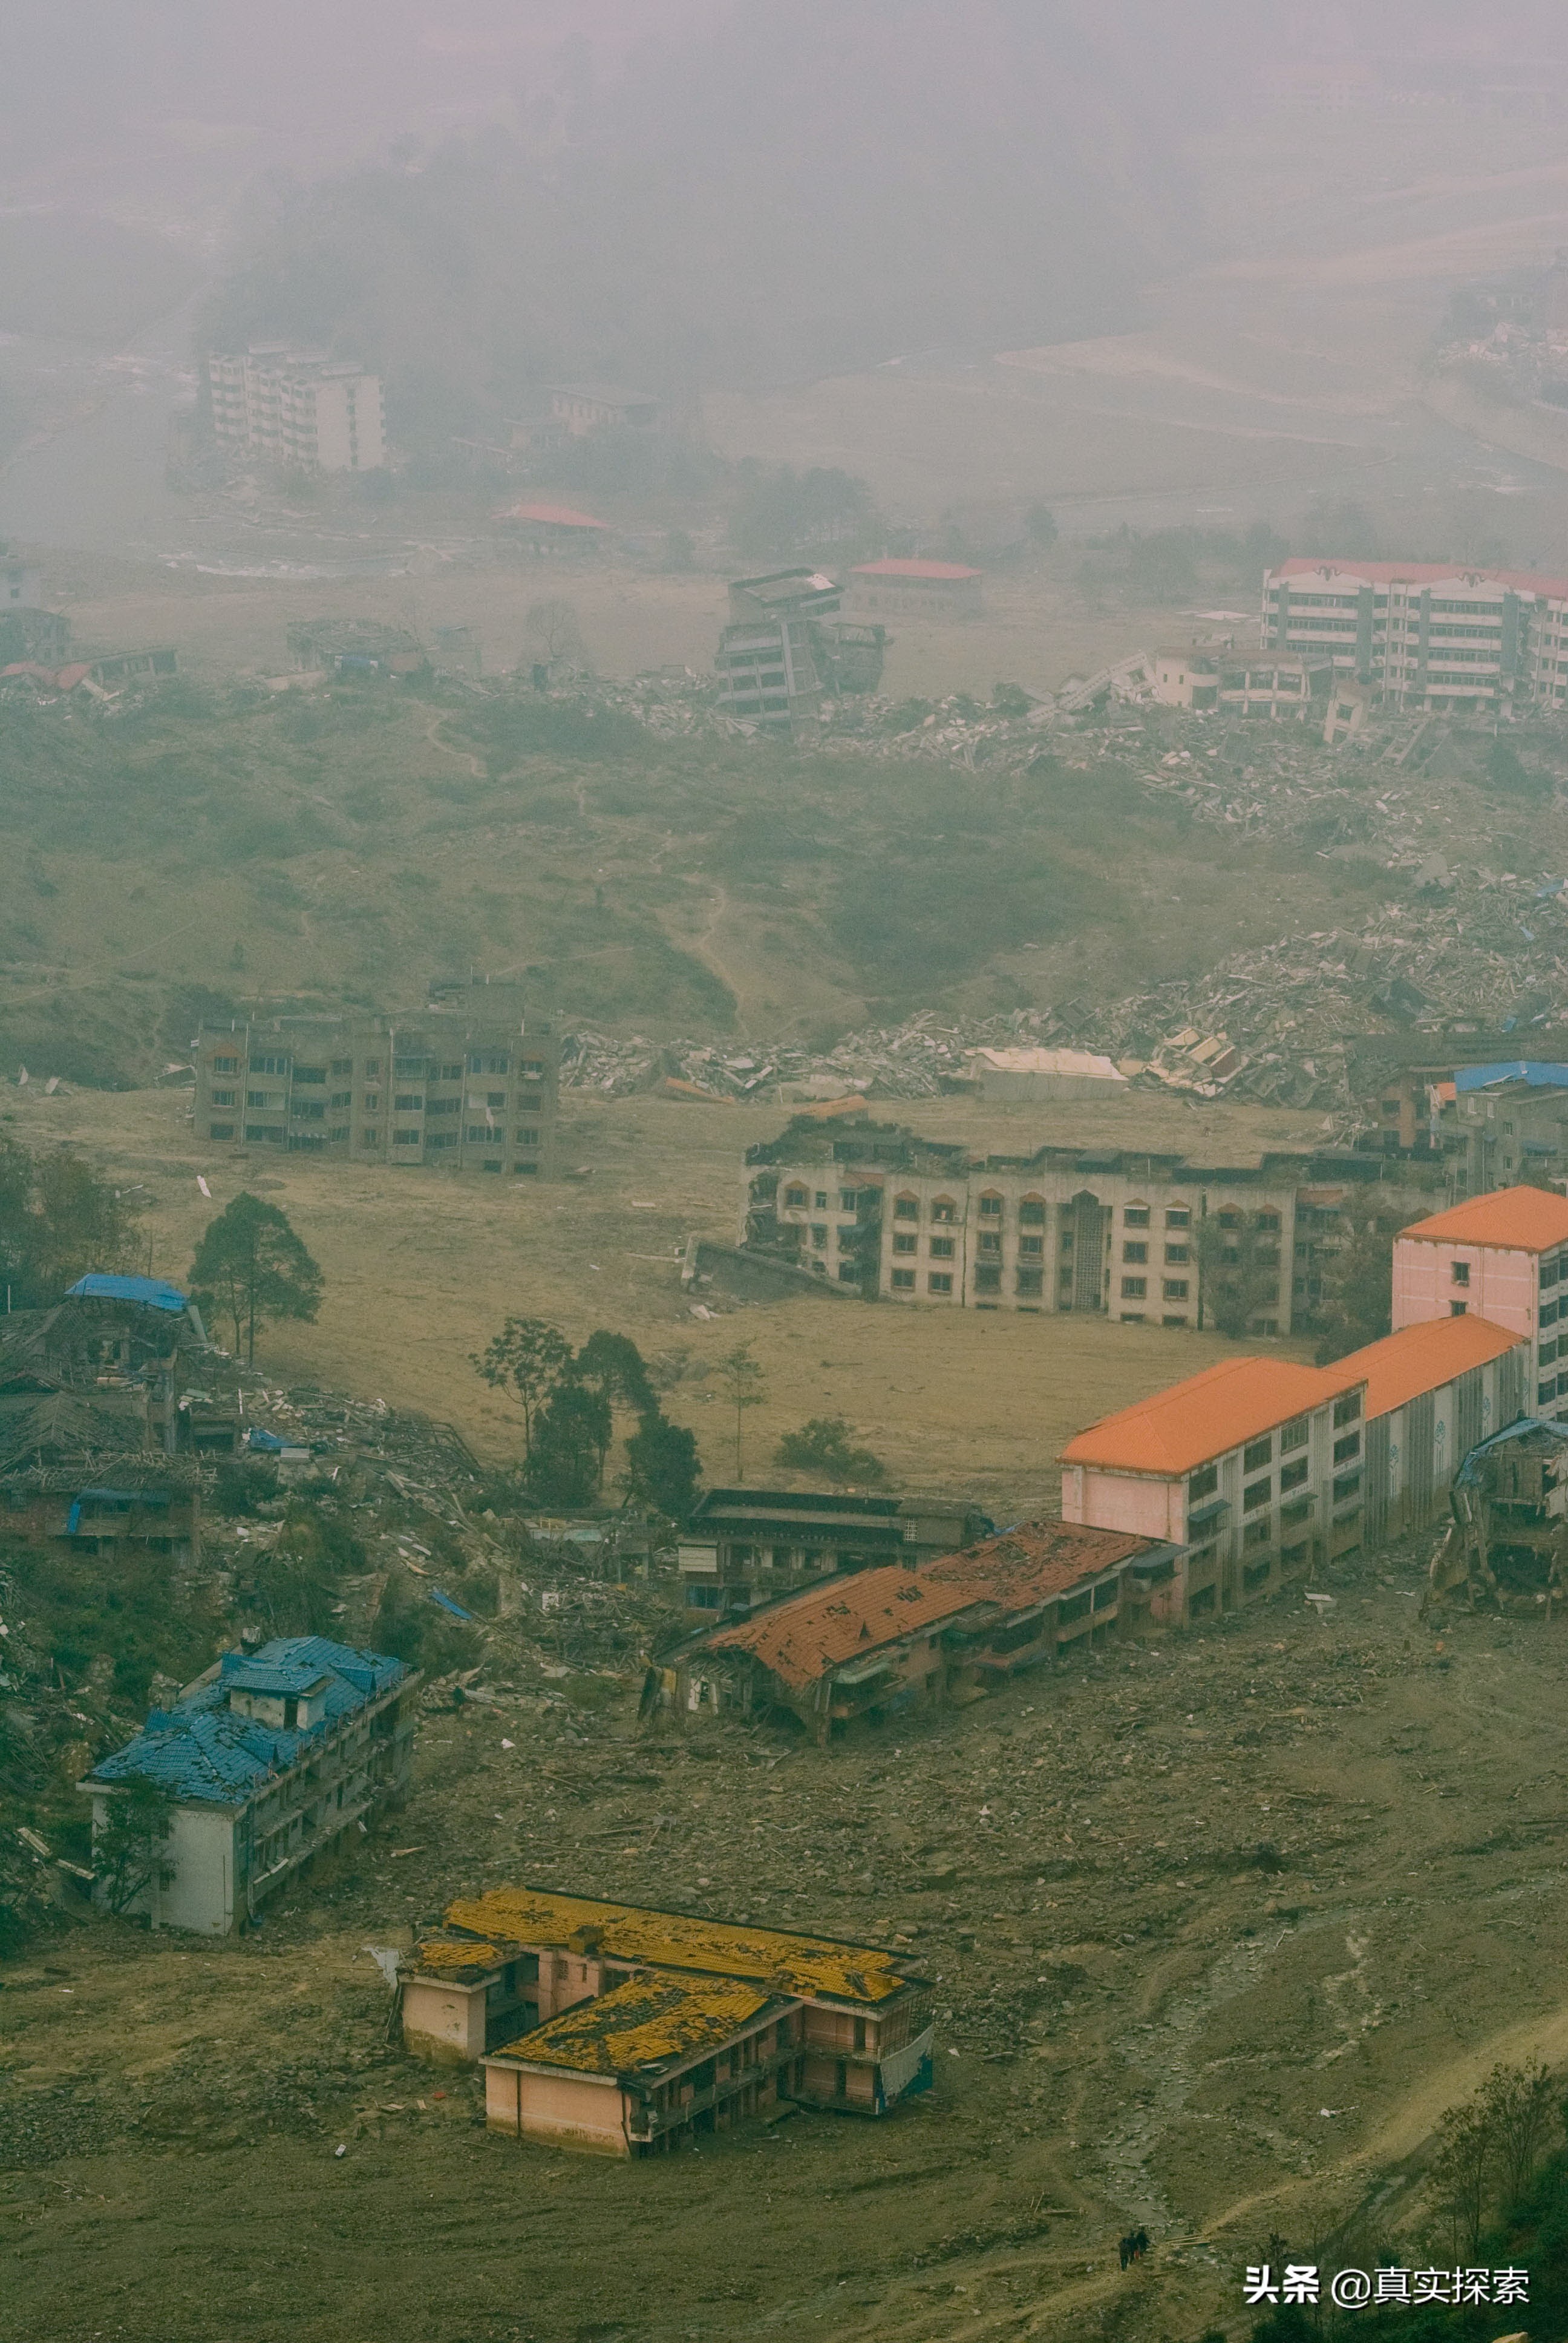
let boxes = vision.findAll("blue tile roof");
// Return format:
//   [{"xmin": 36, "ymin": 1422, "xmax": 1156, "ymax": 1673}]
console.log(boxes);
[{"xmin": 90, "ymin": 1636, "xmax": 409, "ymax": 1805}]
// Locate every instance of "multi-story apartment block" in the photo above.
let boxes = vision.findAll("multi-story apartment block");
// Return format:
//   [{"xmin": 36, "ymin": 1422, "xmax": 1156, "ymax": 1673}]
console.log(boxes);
[
  {"xmin": 194, "ymin": 981, "xmax": 558, "ymax": 1178},
  {"xmin": 714, "ymin": 571, "xmax": 885, "ymax": 732},
  {"xmin": 84, "ymin": 1637, "xmax": 417, "ymax": 1935},
  {"xmin": 743, "ymin": 1119, "xmax": 1397, "ymax": 1335},
  {"xmin": 1261, "ymin": 558, "xmax": 1568, "ymax": 712},
  {"xmin": 207, "ymin": 346, "xmax": 386, "ymax": 473},
  {"xmin": 675, "ymin": 1486, "xmax": 988, "ymax": 1615},
  {"xmin": 402, "ymin": 1887, "xmax": 933, "ymax": 2154},
  {"xmin": 1392, "ymin": 1185, "xmax": 1568, "ymax": 1420}
]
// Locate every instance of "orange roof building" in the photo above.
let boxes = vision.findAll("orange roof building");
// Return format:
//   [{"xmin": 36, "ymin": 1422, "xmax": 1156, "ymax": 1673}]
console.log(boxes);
[
  {"xmin": 1392, "ymin": 1185, "xmax": 1568, "ymax": 1424},
  {"xmin": 1060, "ymin": 1356, "xmax": 1364, "ymax": 1480},
  {"xmin": 691, "ymin": 1518, "xmax": 1177, "ymax": 1739}
]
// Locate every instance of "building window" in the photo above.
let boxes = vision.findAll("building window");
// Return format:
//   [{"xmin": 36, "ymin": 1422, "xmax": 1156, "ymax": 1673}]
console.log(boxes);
[
  {"xmin": 331, "ymin": 1058, "xmax": 352, "ymax": 1076},
  {"xmin": 1163, "ymin": 1279, "xmax": 1188, "ymax": 1301},
  {"xmin": 394, "ymin": 1129, "xmax": 420, "ymax": 1147},
  {"xmin": 891, "ymin": 1268, "xmax": 916, "ymax": 1289},
  {"xmin": 1122, "ymin": 1241, "xmax": 1148, "ymax": 1264},
  {"xmin": 931, "ymin": 1197, "xmax": 958, "ymax": 1224},
  {"xmin": 979, "ymin": 1193, "xmax": 1003, "ymax": 1219},
  {"xmin": 210, "ymin": 1089, "xmax": 236, "ymax": 1107},
  {"xmin": 1333, "ymin": 1392, "xmax": 1362, "ymax": 1429},
  {"xmin": 362, "ymin": 1059, "xmax": 381, "ymax": 1078},
  {"xmin": 811, "ymin": 1224, "xmax": 829, "ymax": 1247},
  {"xmin": 1165, "ymin": 1206, "xmax": 1191, "ymax": 1227},
  {"xmin": 1124, "ymin": 1205, "xmax": 1151, "ymax": 1227},
  {"xmin": 837, "ymin": 1262, "xmax": 858, "ymax": 1283},
  {"xmin": 364, "ymin": 1093, "xmax": 380, "ymax": 1113},
  {"xmin": 1164, "ymin": 1244, "xmax": 1189, "ymax": 1266},
  {"xmin": 975, "ymin": 1264, "xmax": 1002, "ymax": 1293},
  {"xmin": 927, "ymin": 1273, "xmax": 953, "ymax": 1296},
  {"xmin": 814, "ymin": 1191, "xmax": 828, "ymax": 1210},
  {"xmin": 1243, "ymin": 1435, "xmax": 1272, "ymax": 1472},
  {"xmin": 1120, "ymin": 1277, "xmax": 1147, "ymax": 1300},
  {"xmin": 977, "ymin": 1230, "xmax": 1002, "ymax": 1257},
  {"xmin": 1452, "ymin": 1260, "xmax": 1470, "ymax": 1286},
  {"xmin": 838, "ymin": 1190, "xmax": 858, "ymax": 1212},
  {"xmin": 893, "ymin": 1194, "xmax": 918, "ymax": 1221},
  {"xmin": 486, "ymin": 1090, "xmax": 507, "ymax": 1109},
  {"xmin": 517, "ymin": 1127, "xmax": 540, "ymax": 1146},
  {"xmin": 1450, "ymin": 1300, "xmax": 1468, "ymax": 1317},
  {"xmin": 1189, "ymin": 1463, "xmax": 1219, "ymax": 1502},
  {"xmin": 1016, "ymin": 1269, "xmax": 1044, "ymax": 1297},
  {"xmin": 469, "ymin": 1052, "xmax": 509, "ymax": 1074},
  {"xmin": 892, "ymin": 1232, "xmax": 917, "ymax": 1255},
  {"xmin": 1019, "ymin": 1199, "xmax": 1046, "ymax": 1227},
  {"xmin": 330, "ymin": 1090, "xmax": 351, "ymax": 1109},
  {"xmin": 1333, "ymin": 1470, "xmax": 1362, "ymax": 1503},
  {"xmin": 249, "ymin": 1054, "xmax": 287, "ymax": 1075},
  {"xmin": 209, "ymin": 1122, "xmax": 234, "ymax": 1141},
  {"xmin": 929, "ymin": 1236, "xmax": 956, "ymax": 1259},
  {"xmin": 1333, "ymin": 1430, "xmax": 1361, "ymax": 1465},
  {"xmin": 784, "ymin": 1184, "xmax": 808, "ymax": 1208},
  {"xmin": 1280, "ymin": 1457, "xmax": 1308, "ymax": 1494},
  {"xmin": 1243, "ymin": 1476, "xmax": 1272, "ymax": 1512},
  {"xmin": 394, "ymin": 1093, "xmax": 423, "ymax": 1112},
  {"xmin": 1281, "ymin": 1415, "xmax": 1308, "ymax": 1454}
]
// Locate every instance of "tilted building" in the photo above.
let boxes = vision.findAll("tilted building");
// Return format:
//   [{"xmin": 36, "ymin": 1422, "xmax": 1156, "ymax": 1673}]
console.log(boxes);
[
  {"xmin": 1260, "ymin": 558, "xmax": 1568, "ymax": 713},
  {"xmin": 194, "ymin": 980, "xmax": 559, "ymax": 1178},
  {"xmin": 743, "ymin": 1116, "xmax": 1395, "ymax": 1334},
  {"xmin": 402, "ymin": 1887, "xmax": 934, "ymax": 2154},
  {"xmin": 83, "ymin": 1637, "xmax": 417, "ymax": 1935},
  {"xmin": 715, "ymin": 571, "xmax": 885, "ymax": 732},
  {"xmin": 675, "ymin": 1484, "xmax": 988, "ymax": 1617}
]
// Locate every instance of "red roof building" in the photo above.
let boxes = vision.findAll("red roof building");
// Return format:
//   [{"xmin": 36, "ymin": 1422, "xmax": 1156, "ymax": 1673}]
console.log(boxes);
[
  {"xmin": 845, "ymin": 558, "xmax": 982, "ymax": 618},
  {"xmin": 692, "ymin": 1518, "xmax": 1175, "ymax": 1739},
  {"xmin": 492, "ymin": 501, "xmax": 611, "ymax": 546}
]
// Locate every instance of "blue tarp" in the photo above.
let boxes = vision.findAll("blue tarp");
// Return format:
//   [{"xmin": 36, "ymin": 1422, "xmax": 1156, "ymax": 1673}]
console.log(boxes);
[
  {"xmin": 66, "ymin": 1274, "xmax": 189, "ymax": 1312},
  {"xmin": 427, "ymin": 1587, "xmax": 475, "ymax": 1621},
  {"xmin": 1454, "ymin": 1416, "xmax": 1568, "ymax": 1490},
  {"xmin": 1454, "ymin": 1061, "xmax": 1568, "ymax": 1093},
  {"xmin": 246, "ymin": 1427, "xmax": 286, "ymax": 1452}
]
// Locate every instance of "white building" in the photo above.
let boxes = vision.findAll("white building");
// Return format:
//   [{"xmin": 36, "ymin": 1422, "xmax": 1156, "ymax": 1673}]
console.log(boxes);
[
  {"xmin": 83, "ymin": 1636, "xmax": 417, "ymax": 1935},
  {"xmin": 207, "ymin": 346, "xmax": 386, "ymax": 473},
  {"xmin": 1261, "ymin": 559, "xmax": 1568, "ymax": 712}
]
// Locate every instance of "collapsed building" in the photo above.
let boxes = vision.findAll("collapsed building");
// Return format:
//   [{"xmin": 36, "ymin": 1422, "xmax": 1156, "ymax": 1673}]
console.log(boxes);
[
  {"xmin": 0, "ymin": 1274, "xmax": 235, "ymax": 1565},
  {"xmin": 672, "ymin": 1519, "xmax": 1178, "ymax": 1738},
  {"xmin": 743, "ymin": 1115, "xmax": 1399, "ymax": 1333},
  {"xmin": 193, "ymin": 978, "xmax": 560, "ymax": 1178},
  {"xmin": 714, "ymin": 571, "xmax": 886, "ymax": 733},
  {"xmin": 83, "ymin": 1637, "xmax": 418, "ymax": 1935},
  {"xmin": 402, "ymin": 1887, "xmax": 933, "ymax": 2154},
  {"xmin": 1427, "ymin": 1418, "xmax": 1568, "ymax": 1616}
]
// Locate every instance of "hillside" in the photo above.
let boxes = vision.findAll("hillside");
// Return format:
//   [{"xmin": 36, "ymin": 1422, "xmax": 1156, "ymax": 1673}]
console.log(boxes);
[{"xmin": 0, "ymin": 667, "xmax": 1501, "ymax": 1088}]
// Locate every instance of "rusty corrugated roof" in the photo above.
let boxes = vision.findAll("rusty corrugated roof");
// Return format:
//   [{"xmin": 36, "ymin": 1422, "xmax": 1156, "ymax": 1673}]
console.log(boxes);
[{"xmin": 708, "ymin": 1518, "xmax": 1155, "ymax": 1690}]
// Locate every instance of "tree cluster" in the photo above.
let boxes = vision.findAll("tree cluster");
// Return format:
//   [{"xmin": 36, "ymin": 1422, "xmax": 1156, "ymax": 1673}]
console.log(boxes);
[
  {"xmin": 471, "ymin": 1318, "xmax": 700, "ymax": 1519},
  {"xmin": 0, "ymin": 1135, "xmax": 142, "ymax": 1308},
  {"xmin": 188, "ymin": 1192, "xmax": 322, "ymax": 1363}
]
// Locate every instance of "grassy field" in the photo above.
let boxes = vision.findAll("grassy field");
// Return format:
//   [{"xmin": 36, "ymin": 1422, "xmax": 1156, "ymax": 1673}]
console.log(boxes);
[{"xmin": 4, "ymin": 1082, "xmax": 1327, "ymax": 1515}]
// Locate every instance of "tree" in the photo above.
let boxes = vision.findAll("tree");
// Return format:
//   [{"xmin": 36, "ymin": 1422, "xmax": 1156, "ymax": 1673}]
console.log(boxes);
[
  {"xmin": 189, "ymin": 1193, "xmax": 322, "ymax": 1363},
  {"xmin": 1024, "ymin": 502, "xmax": 1057, "ymax": 549},
  {"xmin": 1432, "ymin": 2099, "xmax": 1494, "ymax": 2259},
  {"xmin": 1195, "ymin": 1215, "xmax": 1285, "ymax": 1340},
  {"xmin": 716, "ymin": 1344, "xmax": 766, "ymax": 1481},
  {"xmin": 626, "ymin": 1406, "xmax": 702, "ymax": 1520},
  {"xmin": 471, "ymin": 1317, "xmax": 572, "ymax": 1454},
  {"xmin": 94, "ymin": 1774, "xmax": 176, "ymax": 1916},
  {"xmin": 774, "ymin": 1415, "xmax": 887, "ymax": 1487},
  {"xmin": 524, "ymin": 598, "xmax": 587, "ymax": 669},
  {"xmin": 525, "ymin": 1380, "xmax": 612, "ymax": 1509},
  {"xmin": 1309, "ymin": 1203, "xmax": 1406, "ymax": 1363},
  {"xmin": 0, "ymin": 1136, "xmax": 140, "ymax": 1306},
  {"xmin": 1480, "ymin": 2060, "xmax": 1558, "ymax": 2206}
]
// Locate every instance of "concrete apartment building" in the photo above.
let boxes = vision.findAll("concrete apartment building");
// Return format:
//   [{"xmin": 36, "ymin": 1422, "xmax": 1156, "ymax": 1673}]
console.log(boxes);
[
  {"xmin": 1260, "ymin": 558, "xmax": 1568, "ymax": 712},
  {"xmin": 743, "ymin": 1118, "xmax": 1392, "ymax": 1333},
  {"xmin": 1060, "ymin": 1314, "xmax": 1530, "ymax": 1614},
  {"xmin": 402, "ymin": 1887, "xmax": 933, "ymax": 2153},
  {"xmin": 675, "ymin": 1486, "xmax": 987, "ymax": 1616},
  {"xmin": 1392, "ymin": 1185, "xmax": 1568, "ymax": 1419},
  {"xmin": 194, "ymin": 981, "xmax": 559, "ymax": 1178},
  {"xmin": 207, "ymin": 347, "xmax": 386, "ymax": 473},
  {"xmin": 1446, "ymin": 1061, "xmax": 1568, "ymax": 1193},
  {"xmin": 85, "ymin": 1637, "xmax": 416, "ymax": 1935}
]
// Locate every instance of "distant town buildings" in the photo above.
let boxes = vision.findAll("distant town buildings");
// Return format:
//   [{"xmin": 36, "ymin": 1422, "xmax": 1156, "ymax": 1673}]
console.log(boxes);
[
  {"xmin": 743, "ymin": 1116, "xmax": 1395, "ymax": 1332},
  {"xmin": 207, "ymin": 346, "xmax": 386, "ymax": 473},
  {"xmin": 193, "ymin": 980, "xmax": 560, "ymax": 1178},
  {"xmin": 1260, "ymin": 559, "xmax": 1568, "ymax": 713},
  {"xmin": 491, "ymin": 501, "xmax": 612, "ymax": 553},
  {"xmin": 85, "ymin": 1637, "xmax": 417, "ymax": 1935},
  {"xmin": 549, "ymin": 384, "xmax": 659, "ymax": 436},
  {"xmin": 403, "ymin": 1887, "xmax": 933, "ymax": 2152}
]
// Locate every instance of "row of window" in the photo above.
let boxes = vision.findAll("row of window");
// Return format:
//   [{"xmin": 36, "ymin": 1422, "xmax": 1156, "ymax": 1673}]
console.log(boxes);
[
  {"xmin": 210, "ymin": 1050, "xmax": 544, "ymax": 1080},
  {"xmin": 1120, "ymin": 1277, "xmax": 1189, "ymax": 1301},
  {"xmin": 216, "ymin": 1122, "xmax": 539, "ymax": 1152},
  {"xmin": 891, "ymin": 1268, "xmax": 1051, "ymax": 1297}
]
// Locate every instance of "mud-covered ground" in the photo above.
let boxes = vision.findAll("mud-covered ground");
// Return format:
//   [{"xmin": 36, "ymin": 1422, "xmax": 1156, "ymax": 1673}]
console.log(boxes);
[{"xmin": 4, "ymin": 1547, "xmax": 1567, "ymax": 2343}]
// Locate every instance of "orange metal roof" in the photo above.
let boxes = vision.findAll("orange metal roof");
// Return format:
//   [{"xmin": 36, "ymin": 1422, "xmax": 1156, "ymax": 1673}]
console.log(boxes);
[
  {"xmin": 493, "ymin": 501, "xmax": 610, "ymax": 529},
  {"xmin": 1398, "ymin": 1186, "xmax": 1568, "ymax": 1254},
  {"xmin": 708, "ymin": 1518, "xmax": 1157, "ymax": 1690},
  {"xmin": 1060, "ymin": 1355, "xmax": 1365, "ymax": 1478},
  {"xmin": 1337, "ymin": 1314, "xmax": 1524, "ymax": 1423}
]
